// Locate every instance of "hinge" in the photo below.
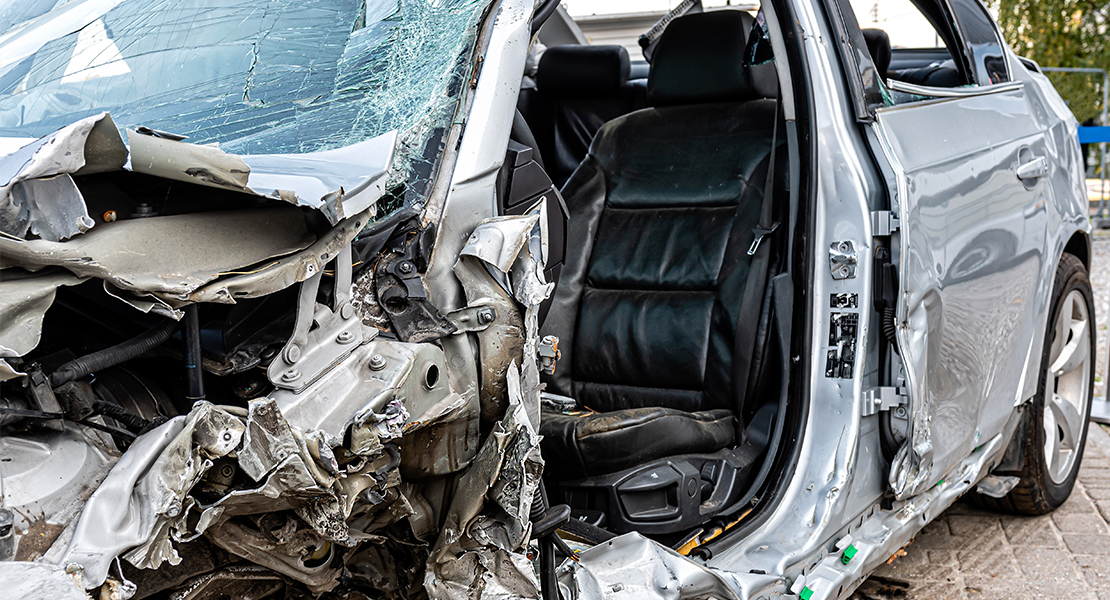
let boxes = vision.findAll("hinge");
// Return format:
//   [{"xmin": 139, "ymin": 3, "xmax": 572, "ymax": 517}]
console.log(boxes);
[
  {"xmin": 862, "ymin": 386, "xmax": 906, "ymax": 417},
  {"xmin": 871, "ymin": 210, "xmax": 899, "ymax": 236}
]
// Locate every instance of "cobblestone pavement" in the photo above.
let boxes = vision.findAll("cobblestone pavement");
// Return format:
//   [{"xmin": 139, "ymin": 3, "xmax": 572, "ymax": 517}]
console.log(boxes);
[
  {"xmin": 849, "ymin": 231, "xmax": 1110, "ymax": 599},
  {"xmin": 851, "ymin": 424, "xmax": 1110, "ymax": 600}
]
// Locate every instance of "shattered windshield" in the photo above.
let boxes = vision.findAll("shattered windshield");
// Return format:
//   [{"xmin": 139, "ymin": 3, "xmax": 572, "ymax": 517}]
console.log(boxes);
[{"xmin": 0, "ymin": 0, "xmax": 490, "ymax": 214}]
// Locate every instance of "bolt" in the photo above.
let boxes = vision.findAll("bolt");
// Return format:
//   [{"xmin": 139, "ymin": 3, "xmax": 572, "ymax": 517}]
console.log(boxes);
[
  {"xmin": 220, "ymin": 464, "xmax": 235, "ymax": 478},
  {"xmin": 284, "ymin": 344, "xmax": 301, "ymax": 364},
  {"xmin": 873, "ymin": 396, "xmax": 882, "ymax": 406},
  {"xmin": 476, "ymin": 307, "xmax": 494, "ymax": 325},
  {"xmin": 840, "ymin": 266, "xmax": 850, "ymax": 277},
  {"xmin": 839, "ymin": 241, "xmax": 850, "ymax": 253},
  {"xmin": 398, "ymin": 261, "xmax": 414, "ymax": 275},
  {"xmin": 369, "ymin": 354, "xmax": 387, "ymax": 371},
  {"xmin": 895, "ymin": 406, "xmax": 907, "ymax": 418},
  {"xmin": 281, "ymin": 369, "xmax": 301, "ymax": 382},
  {"xmin": 340, "ymin": 302, "xmax": 355, "ymax": 320},
  {"xmin": 337, "ymin": 331, "xmax": 355, "ymax": 344}
]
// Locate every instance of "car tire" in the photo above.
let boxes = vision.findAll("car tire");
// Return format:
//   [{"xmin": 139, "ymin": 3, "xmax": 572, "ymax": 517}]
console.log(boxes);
[{"xmin": 974, "ymin": 252, "xmax": 1095, "ymax": 515}]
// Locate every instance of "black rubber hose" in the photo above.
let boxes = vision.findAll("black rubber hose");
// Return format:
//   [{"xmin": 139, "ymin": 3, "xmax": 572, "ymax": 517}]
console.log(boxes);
[{"xmin": 50, "ymin": 320, "xmax": 178, "ymax": 388}]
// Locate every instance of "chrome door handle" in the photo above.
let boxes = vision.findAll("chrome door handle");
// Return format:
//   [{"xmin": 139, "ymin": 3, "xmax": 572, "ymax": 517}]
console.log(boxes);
[{"xmin": 1016, "ymin": 155, "xmax": 1048, "ymax": 181}]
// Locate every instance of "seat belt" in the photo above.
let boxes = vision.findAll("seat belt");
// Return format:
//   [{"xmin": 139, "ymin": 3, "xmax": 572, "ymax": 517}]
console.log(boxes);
[{"xmin": 732, "ymin": 97, "xmax": 781, "ymax": 421}]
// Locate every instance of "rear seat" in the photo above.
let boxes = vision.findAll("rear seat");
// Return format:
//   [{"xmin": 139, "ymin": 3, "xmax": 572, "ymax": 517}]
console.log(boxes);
[{"xmin": 518, "ymin": 45, "xmax": 649, "ymax": 188}]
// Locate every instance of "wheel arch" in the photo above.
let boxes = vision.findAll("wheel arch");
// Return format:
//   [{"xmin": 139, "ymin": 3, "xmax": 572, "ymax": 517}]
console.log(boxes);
[{"xmin": 1063, "ymin": 230, "xmax": 1091, "ymax": 272}]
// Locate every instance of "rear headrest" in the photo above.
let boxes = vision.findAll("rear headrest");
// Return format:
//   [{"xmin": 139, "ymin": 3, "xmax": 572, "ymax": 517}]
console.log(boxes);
[
  {"xmin": 537, "ymin": 45, "xmax": 631, "ymax": 96},
  {"xmin": 648, "ymin": 11, "xmax": 766, "ymax": 106},
  {"xmin": 862, "ymin": 28, "xmax": 892, "ymax": 76}
]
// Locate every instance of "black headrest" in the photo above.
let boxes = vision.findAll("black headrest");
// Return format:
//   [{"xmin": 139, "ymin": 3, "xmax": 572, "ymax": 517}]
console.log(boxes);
[
  {"xmin": 648, "ymin": 11, "xmax": 767, "ymax": 106},
  {"xmin": 537, "ymin": 45, "xmax": 631, "ymax": 96},
  {"xmin": 862, "ymin": 28, "xmax": 892, "ymax": 76}
]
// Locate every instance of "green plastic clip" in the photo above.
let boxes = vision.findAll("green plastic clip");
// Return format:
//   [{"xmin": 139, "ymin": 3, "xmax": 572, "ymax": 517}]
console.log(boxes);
[
  {"xmin": 799, "ymin": 587, "xmax": 814, "ymax": 600},
  {"xmin": 841, "ymin": 544, "xmax": 858, "ymax": 564}
]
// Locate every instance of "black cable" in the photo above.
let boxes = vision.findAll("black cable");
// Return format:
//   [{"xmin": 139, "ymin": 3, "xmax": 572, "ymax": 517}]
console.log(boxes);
[
  {"xmin": 92, "ymin": 399, "xmax": 151, "ymax": 432},
  {"xmin": 77, "ymin": 418, "xmax": 137, "ymax": 444},
  {"xmin": 50, "ymin": 320, "xmax": 178, "ymax": 387},
  {"xmin": 0, "ymin": 406, "xmax": 137, "ymax": 444},
  {"xmin": 882, "ymin": 307, "xmax": 899, "ymax": 355}
]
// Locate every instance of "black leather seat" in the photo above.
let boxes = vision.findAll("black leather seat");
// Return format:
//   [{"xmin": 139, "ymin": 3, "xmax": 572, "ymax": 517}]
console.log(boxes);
[
  {"xmin": 539, "ymin": 10, "xmax": 784, "ymax": 480},
  {"xmin": 519, "ymin": 45, "xmax": 649, "ymax": 188},
  {"xmin": 862, "ymin": 28, "xmax": 892, "ymax": 78}
]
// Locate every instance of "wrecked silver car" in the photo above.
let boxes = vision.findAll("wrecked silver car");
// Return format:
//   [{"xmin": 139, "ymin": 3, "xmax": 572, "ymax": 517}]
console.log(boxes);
[{"xmin": 0, "ymin": 0, "xmax": 1093, "ymax": 598}]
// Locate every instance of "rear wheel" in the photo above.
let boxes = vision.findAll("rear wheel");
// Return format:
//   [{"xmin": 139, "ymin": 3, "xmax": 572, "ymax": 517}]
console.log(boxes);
[{"xmin": 977, "ymin": 253, "xmax": 1094, "ymax": 515}]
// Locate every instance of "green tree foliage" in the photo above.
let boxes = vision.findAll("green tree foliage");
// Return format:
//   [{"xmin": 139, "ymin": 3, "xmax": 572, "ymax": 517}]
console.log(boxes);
[{"xmin": 990, "ymin": 0, "xmax": 1109, "ymax": 123}]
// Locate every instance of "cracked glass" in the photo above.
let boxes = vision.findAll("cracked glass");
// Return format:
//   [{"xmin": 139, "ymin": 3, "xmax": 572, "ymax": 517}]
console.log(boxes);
[{"xmin": 0, "ymin": 0, "xmax": 490, "ymax": 217}]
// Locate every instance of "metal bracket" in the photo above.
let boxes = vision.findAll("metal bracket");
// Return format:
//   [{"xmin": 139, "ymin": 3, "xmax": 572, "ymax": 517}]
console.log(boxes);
[
  {"xmin": 267, "ymin": 244, "xmax": 371, "ymax": 393},
  {"xmin": 862, "ymin": 386, "xmax": 907, "ymax": 417},
  {"xmin": 28, "ymin": 369, "xmax": 63, "ymax": 431},
  {"xmin": 830, "ymin": 241, "xmax": 858, "ymax": 279},
  {"xmin": 871, "ymin": 210, "xmax": 899, "ymax": 236},
  {"xmin": 444, "ymin": 304, "xmax": 496, "ymax": 333}
]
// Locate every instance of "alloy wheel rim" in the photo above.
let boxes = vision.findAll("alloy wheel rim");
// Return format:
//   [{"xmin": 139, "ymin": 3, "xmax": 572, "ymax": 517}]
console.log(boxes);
[{"xmin": 1043, "ymin": 288, "xmax": 1092, "ymax": 485}]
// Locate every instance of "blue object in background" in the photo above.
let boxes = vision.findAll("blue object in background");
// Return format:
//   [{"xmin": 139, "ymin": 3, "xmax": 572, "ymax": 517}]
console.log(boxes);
[{"xmin": 1078, "ymin": 126, "xmax": 1110, "ymax": 143}]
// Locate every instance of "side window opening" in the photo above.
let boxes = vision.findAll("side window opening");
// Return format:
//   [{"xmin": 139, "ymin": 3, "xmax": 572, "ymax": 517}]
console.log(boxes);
[
  {"xmin": 850, "ymin": 0, "xmax": 971, "ymax": 89},
  {"xmin": 835, "ymin": 0, "xmax": 1011, "ymax": 111}
]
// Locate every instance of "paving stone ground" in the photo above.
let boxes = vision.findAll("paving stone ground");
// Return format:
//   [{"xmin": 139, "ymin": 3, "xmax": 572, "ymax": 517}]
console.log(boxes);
[
  {"xmin": 850, "ymin": 230, "xmax": 1110, "ymax": 599},
  {"xmin": 850, "ymin": 423, "xmax": 1110, "ymax": 600}
]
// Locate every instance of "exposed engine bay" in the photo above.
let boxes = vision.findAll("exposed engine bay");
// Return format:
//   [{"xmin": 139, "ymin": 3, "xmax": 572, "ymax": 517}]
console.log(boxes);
[{"xmin": 0, "ymin": 112, "xmax": 558, "ymax": 600}]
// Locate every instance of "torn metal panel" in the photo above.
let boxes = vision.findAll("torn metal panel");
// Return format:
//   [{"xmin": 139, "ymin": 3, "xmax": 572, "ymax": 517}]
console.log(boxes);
[
  {"xmin": 126, "ymin": 130, "xmax": 250, "ymax": 191},
  {"xmin": 0, "ymin": 112, "xmax": 126, "ymax": 240},
  {"xmin": 0, "ymin": 562, "xmax": 90, "ymax": 600},
  {"xmin": 426, "ymin": 362, "xmax": 543, "ymax": 600},
  {"xmin": 59, "ymin": 416, "xmax": 189, "ymax": 586},
  {"xmin": 557, "ymin": 533, "xmax": 741, "ymax": 600},
  {"xmin": 453, "ymin": 215, "xmax": 541, "ymax": 422},
  {"xmin": 103, "ymin": 282, "xmax": 183, "ymax": 320},
  {"xmin": 58, "ymin": 392, "xmax": 429, "ymax": 593},
  {"xmin": 0, "ymin": 207, "xmax": 315, "ymax": 300},
  {"xmin": 10, "ymin": 174, "xmax": 94, "ymax": 242},
  {"xmin": 127, "ymin": 130, "xmax": 396, "ymax": 226},
  {"xmin": 183, "ymin": 208, "xmax": 371, "ymax": 304},
  {"xmin": 0, "ymin": 268, "xmax": 86, "ymax": 358}
]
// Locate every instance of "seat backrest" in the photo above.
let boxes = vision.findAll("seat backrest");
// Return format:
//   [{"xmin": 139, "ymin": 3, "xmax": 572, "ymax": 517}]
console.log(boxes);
[
  {"xmin": 541, "ymin": 10, "xmax": 784, "ymax": 416},
  {"xmin": 522, "ymin": 45, "xmax": 646, "ymax": 187},
  {"xmin": 862, "ymin": 28, "xmax": 892, "ymax": 77}
]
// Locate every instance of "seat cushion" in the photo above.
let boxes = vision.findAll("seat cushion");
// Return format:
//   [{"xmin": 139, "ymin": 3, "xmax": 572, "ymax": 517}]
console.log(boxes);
[{"xmin": 540, "ymin": 407, "xmax": 736, "ymax": 478}]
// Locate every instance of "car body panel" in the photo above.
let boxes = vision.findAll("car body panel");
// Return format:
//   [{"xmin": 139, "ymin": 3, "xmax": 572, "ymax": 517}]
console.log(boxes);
[{"xmin": 876, "ymin": 83, "xmax": 1054, "ymax": 498}]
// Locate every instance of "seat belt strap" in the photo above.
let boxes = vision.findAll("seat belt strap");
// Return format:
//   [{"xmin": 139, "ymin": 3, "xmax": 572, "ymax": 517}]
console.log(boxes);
[{"xmin": 732, "ymin": 97, "xmax": 781, "ymax": 418}]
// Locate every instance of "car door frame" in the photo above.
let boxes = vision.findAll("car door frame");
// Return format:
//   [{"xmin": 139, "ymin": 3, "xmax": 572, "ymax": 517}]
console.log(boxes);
[{"xmin": 822, "ymin": 0, "xmax": 1062, "ymax": 499}]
